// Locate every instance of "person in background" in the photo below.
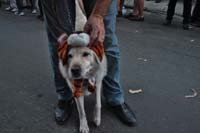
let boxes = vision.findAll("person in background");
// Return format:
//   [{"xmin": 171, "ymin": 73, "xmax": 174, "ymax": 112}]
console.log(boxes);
[
  {"xmin": 5, "ymin": 0, "xmax": 18, "ymax": 12},
  {"xmin": 155, "ymin": 0, "xmax": 161, "ymax": 3},
  {"xmin": 163, "ymin": 0, "xmax": 192, "ymax": 30},
  {"xmin": 117, "ymin": 0, "xmax": 124, "ymax": 17},
  {"xmin": 29, "ymin": 0, "xmax": 37, "ymax": 14},
  {"xmin": 15, "ymin": 0, "xmax": 24, "ymax": 16},
  {"xmin": 41, "ymin": 0, "xmax": 137, "ymax": 127},
  {"xmin": 37, "ymin": 0, "xmax": 43, "ymax": 21},
  {"xmin": 127, "ymin": 0, "xmax": 144, "ymax": 21},
  {"xmin": 191, "ymin": 0, "xmax": 200, "ymax": 27}
]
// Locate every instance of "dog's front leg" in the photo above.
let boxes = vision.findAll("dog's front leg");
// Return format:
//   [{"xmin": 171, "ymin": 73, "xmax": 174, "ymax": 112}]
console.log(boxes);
[
  {"xmin": 93, "ymin": 81, "xmax": 102, "ymax": 126},
  {"xmin": 75, "ymin": 96, "xmax": 89, "ymax": 133}
]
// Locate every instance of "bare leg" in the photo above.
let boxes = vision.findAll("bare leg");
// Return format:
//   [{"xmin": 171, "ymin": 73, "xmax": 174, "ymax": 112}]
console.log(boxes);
[
  {"xmin": 133, "ymin": 0, "xmax": 139, "ymax": 16},
  {"xmin": 138, "ymin": 0, "xmax": 144, "ymax": 17}
]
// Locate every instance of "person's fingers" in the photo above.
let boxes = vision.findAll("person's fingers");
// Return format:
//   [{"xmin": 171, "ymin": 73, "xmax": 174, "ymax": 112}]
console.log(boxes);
[
  {"xmin": 98, "ymin": 28, "xmax": 105, "ymax": 43},
  {"xmin": 83, "ymin": 23, "xmax": 91, "ymax": 34},
  {"xmin": 90, "ymin": 26, "xmax": 99, "ymax": 45}
]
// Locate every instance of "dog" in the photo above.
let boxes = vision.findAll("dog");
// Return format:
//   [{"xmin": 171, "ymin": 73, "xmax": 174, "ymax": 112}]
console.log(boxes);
[{"xmin": 58, "ymin": 32, "xmax": 107, "ymax": 133}]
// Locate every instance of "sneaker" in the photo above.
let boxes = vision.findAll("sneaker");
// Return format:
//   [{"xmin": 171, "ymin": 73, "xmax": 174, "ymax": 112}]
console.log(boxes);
[
  {"xmin": 5, "ymin": 7, "xmax": 11, "ymax": 11},
  {"xmin": 18, "ymin": 12, "xmax": 25, "ymax": 16},
  {"xmin": 11, "ymin": 8, "xmax": 18, "ymax": 12},
  {"xmin": 15, "ymin": 11, "xmax": 25, "ymax": 16},
  {"xmin": 31, "ymin": 9, "xmax": 37, "ymax": 14},
  {"xmin": 14, "ymin": 11, "xmax": 18, "ymax": 15}
]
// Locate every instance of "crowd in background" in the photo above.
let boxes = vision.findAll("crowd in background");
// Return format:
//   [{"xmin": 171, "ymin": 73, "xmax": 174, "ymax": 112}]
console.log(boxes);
[
  {"xmin": 0, "ymin": 0, "xmax": 200, "ymax": 29},
  {"xmin": 117, "ymin": 0, "xmax": 200, "ymax": 30},
  {"xmin": 0, "ymin": 0, "xmax": 43, "ymax": 20}
]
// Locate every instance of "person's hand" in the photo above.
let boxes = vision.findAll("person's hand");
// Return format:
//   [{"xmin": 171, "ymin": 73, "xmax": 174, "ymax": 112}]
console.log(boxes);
[{"xmin": 84, "ymin": 14, "xmax": 105, "ymax": 45}]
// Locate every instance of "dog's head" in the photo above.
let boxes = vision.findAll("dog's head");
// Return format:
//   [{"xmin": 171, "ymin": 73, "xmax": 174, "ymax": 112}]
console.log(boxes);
[
  {"xmin": 58, "ymin": 33, "xmax": 104, "ymax": 79},
  {"xmin": 67, "ymin": 47, "xmax": 100, "ymax": 79}
]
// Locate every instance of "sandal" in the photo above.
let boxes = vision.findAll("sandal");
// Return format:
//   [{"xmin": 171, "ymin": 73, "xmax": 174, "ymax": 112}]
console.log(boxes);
[
  {"xmin": 128, "ymin": 15, "xmax": 144, "ymax": 21},
  {"xmin": 124, "ymin": 13, "xmax": 138, "ymax": 18}
]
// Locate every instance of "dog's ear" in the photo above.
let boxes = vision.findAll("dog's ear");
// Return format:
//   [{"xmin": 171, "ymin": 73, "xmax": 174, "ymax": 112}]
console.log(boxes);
[
  {"xmin": 89, "ymin": 42, "xmax": 104, "ymax": 63},
  {"xmin": 58, "ymin": 39, "xmax": 69, "ymax": 65},
  {"xmin": 92, "ymin": 50, "xmax": 101, "ymax": 66}
]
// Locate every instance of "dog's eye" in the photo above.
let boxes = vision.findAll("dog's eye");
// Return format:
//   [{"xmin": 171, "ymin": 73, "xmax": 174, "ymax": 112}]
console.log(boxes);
[
  {"xmin": 82, "ymin": 52, "xmax": 90, "ymax": 57},
  {"xmin": 68, "ymin": 54, "xmax": 73, "ymax": 59}
]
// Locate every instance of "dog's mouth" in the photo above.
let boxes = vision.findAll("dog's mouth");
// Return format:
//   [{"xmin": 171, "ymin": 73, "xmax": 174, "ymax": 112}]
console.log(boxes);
[{"xmin": 70, "ymin": 66, "xmax": 84, "ymax": 79}]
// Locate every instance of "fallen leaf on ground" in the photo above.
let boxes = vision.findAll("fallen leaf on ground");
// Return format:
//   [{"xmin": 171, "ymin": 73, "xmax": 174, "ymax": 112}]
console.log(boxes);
[
  {"xmin": 185, "ymin": 88, "xmax": 198, "ymax": 98},
  {"xmin": 129, "ymin": 89, "xmax": 143, "ymax": 94},
  {"xmin": 190, "ymin": 39, "xmax": 195, "ymax": 42},
  {"xmin": 137, "ymin": 58, "xmax": 148, "ymax": 62}
]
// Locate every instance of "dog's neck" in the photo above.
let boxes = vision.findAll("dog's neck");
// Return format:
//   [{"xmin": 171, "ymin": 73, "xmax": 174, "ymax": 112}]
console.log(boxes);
[{"xmin": 73, "ymin": 79, "xmax": 96, "ymax": 97}]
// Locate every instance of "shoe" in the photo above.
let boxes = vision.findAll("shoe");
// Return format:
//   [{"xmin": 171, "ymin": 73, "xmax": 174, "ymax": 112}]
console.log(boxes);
[
  {"xmin": 155, "ymin": 0, "xmax": 161, "ymax": 3},
  {"xmin": 111, "ymin": 103, "xmax": 137, "ymax": 126},
  {"xmin": 18, "ymin": 12, "xmax": 25, "ymax": 16},
  {"xmin": 11, "ymin": 8, "xmax": 18, "ymax": 12},
  {"xmin": 128, "ymin": 15, "xmax": 144, "ymax": 21},
  {"xmin": 54, "ymin": 99, "xmax": 74, "ymax": 125},
  {"xmin": 163, "ymin": 20, "xmax": 171, "ymax": 26},
  {"xmin": 37, "ymin": 15, "xmax": 44, "ymax": 21},
  {"xmin": 32, "ymin": 9, "xmax": 37, "ymax": 14},
  {"xmin": 183, "ymin": 23, "xmax": 190, "ymax": 30},
  {"xmin": 191, "ymin": 21, "xmax": 200, "ymax": 28},
  {"xmin": 5, "ymin": 7, "xmax": 12, "ymax": 11},
  {"xmin": 14, "ymin": 11, "xmax": 25, "ymax": 16}
]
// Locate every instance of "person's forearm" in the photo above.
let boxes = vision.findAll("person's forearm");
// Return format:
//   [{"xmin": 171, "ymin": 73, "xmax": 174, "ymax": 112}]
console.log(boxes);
[{"xmin": 91, "ymin": 0, "xmax": 112, "ymax": 18}]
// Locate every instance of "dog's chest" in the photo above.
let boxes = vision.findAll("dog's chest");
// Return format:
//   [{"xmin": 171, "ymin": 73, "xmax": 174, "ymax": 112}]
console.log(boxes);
[{"xmin": 73, "ymin": 78, "xmax": 96, "ymax": 97}]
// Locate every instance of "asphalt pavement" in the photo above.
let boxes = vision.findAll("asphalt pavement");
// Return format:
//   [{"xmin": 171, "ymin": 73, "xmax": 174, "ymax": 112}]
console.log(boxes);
[{"xmin": 0, "ymin": 6, "xmax": 200, "ymax": 133}]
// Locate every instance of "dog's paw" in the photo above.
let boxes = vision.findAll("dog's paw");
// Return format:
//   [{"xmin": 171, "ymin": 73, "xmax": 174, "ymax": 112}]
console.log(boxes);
[
  {"xmin": 93, "ymin": 107, "xmax": 101, "ymax": 127},
  {"xmin": 80, "ymin": 119, "xmax": 89, "ymax": 133}
]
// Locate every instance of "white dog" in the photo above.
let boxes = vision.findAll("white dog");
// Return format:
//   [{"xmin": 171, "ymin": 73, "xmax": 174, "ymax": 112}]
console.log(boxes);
[{"xmin": 58, "ymin": 33, "xmax": 107, "ymax": 133}]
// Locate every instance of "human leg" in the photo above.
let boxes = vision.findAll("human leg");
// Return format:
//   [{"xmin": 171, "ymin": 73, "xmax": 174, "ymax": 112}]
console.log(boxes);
[
  {"xmin": 183, "ymin": 0, "xmax": 192, "ymax": 24},
  {"xmin": 15, "ymin": 0, "xmax": 24, "ymax": 15},
  {"xmin": 29, "ymin": 0, "xmax": 37, "ymax": 13},
  {"xmin": 127, "ymin": 0, "xmax": 144, "ymax": 21},
  {"xmin": 191, "ymin": 0, "xmax": 200, "ymax": 27},
  {"xmin": 182, "ymin": 0, "xmax": 192, "ymax": 30},
  {"xmin": 138, "ymin": 0, "xmax": 144, "ymax": 17},
  {"xmin": 38, "ymin": 0, "xmax": 43, "ymax": 16},
  {"xmin": 133, "ymin": 0, "xmax": 139, "ymax": 16},
  {"xmin": 10, "ymin": 0, "xmax": 17, "ymax": 9},
  {"xmin": 41, "ymin": 0, "xmax": 76, "ymax": 124},
  {"xmin": 102, "ymin": 1, "xmax": 137, "ymax": 126},
  {"xmin": 166, "ymin": 0, "xmax": 178, "ymax": 21}
]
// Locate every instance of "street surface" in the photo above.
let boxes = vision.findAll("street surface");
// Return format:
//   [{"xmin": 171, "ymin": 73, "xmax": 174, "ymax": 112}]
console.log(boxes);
[{"xmin": 0, "ymin": 8, "xmax": 200, "ymax": 133}]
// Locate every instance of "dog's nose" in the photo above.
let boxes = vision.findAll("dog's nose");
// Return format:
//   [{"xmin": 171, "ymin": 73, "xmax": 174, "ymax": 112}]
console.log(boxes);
[{"xmin": 71, "ymin": 66, "xmax": 81, "ymax": 78}]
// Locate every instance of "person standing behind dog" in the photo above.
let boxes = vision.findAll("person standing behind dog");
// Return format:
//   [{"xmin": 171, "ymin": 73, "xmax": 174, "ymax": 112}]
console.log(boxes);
[
  {"xmin": 163, "ymin": 0, "xmax": 192, "ymax": 30},
  {"xmin": 41, "ymin": 0, "xmax": 137, "ymax": 127}
]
